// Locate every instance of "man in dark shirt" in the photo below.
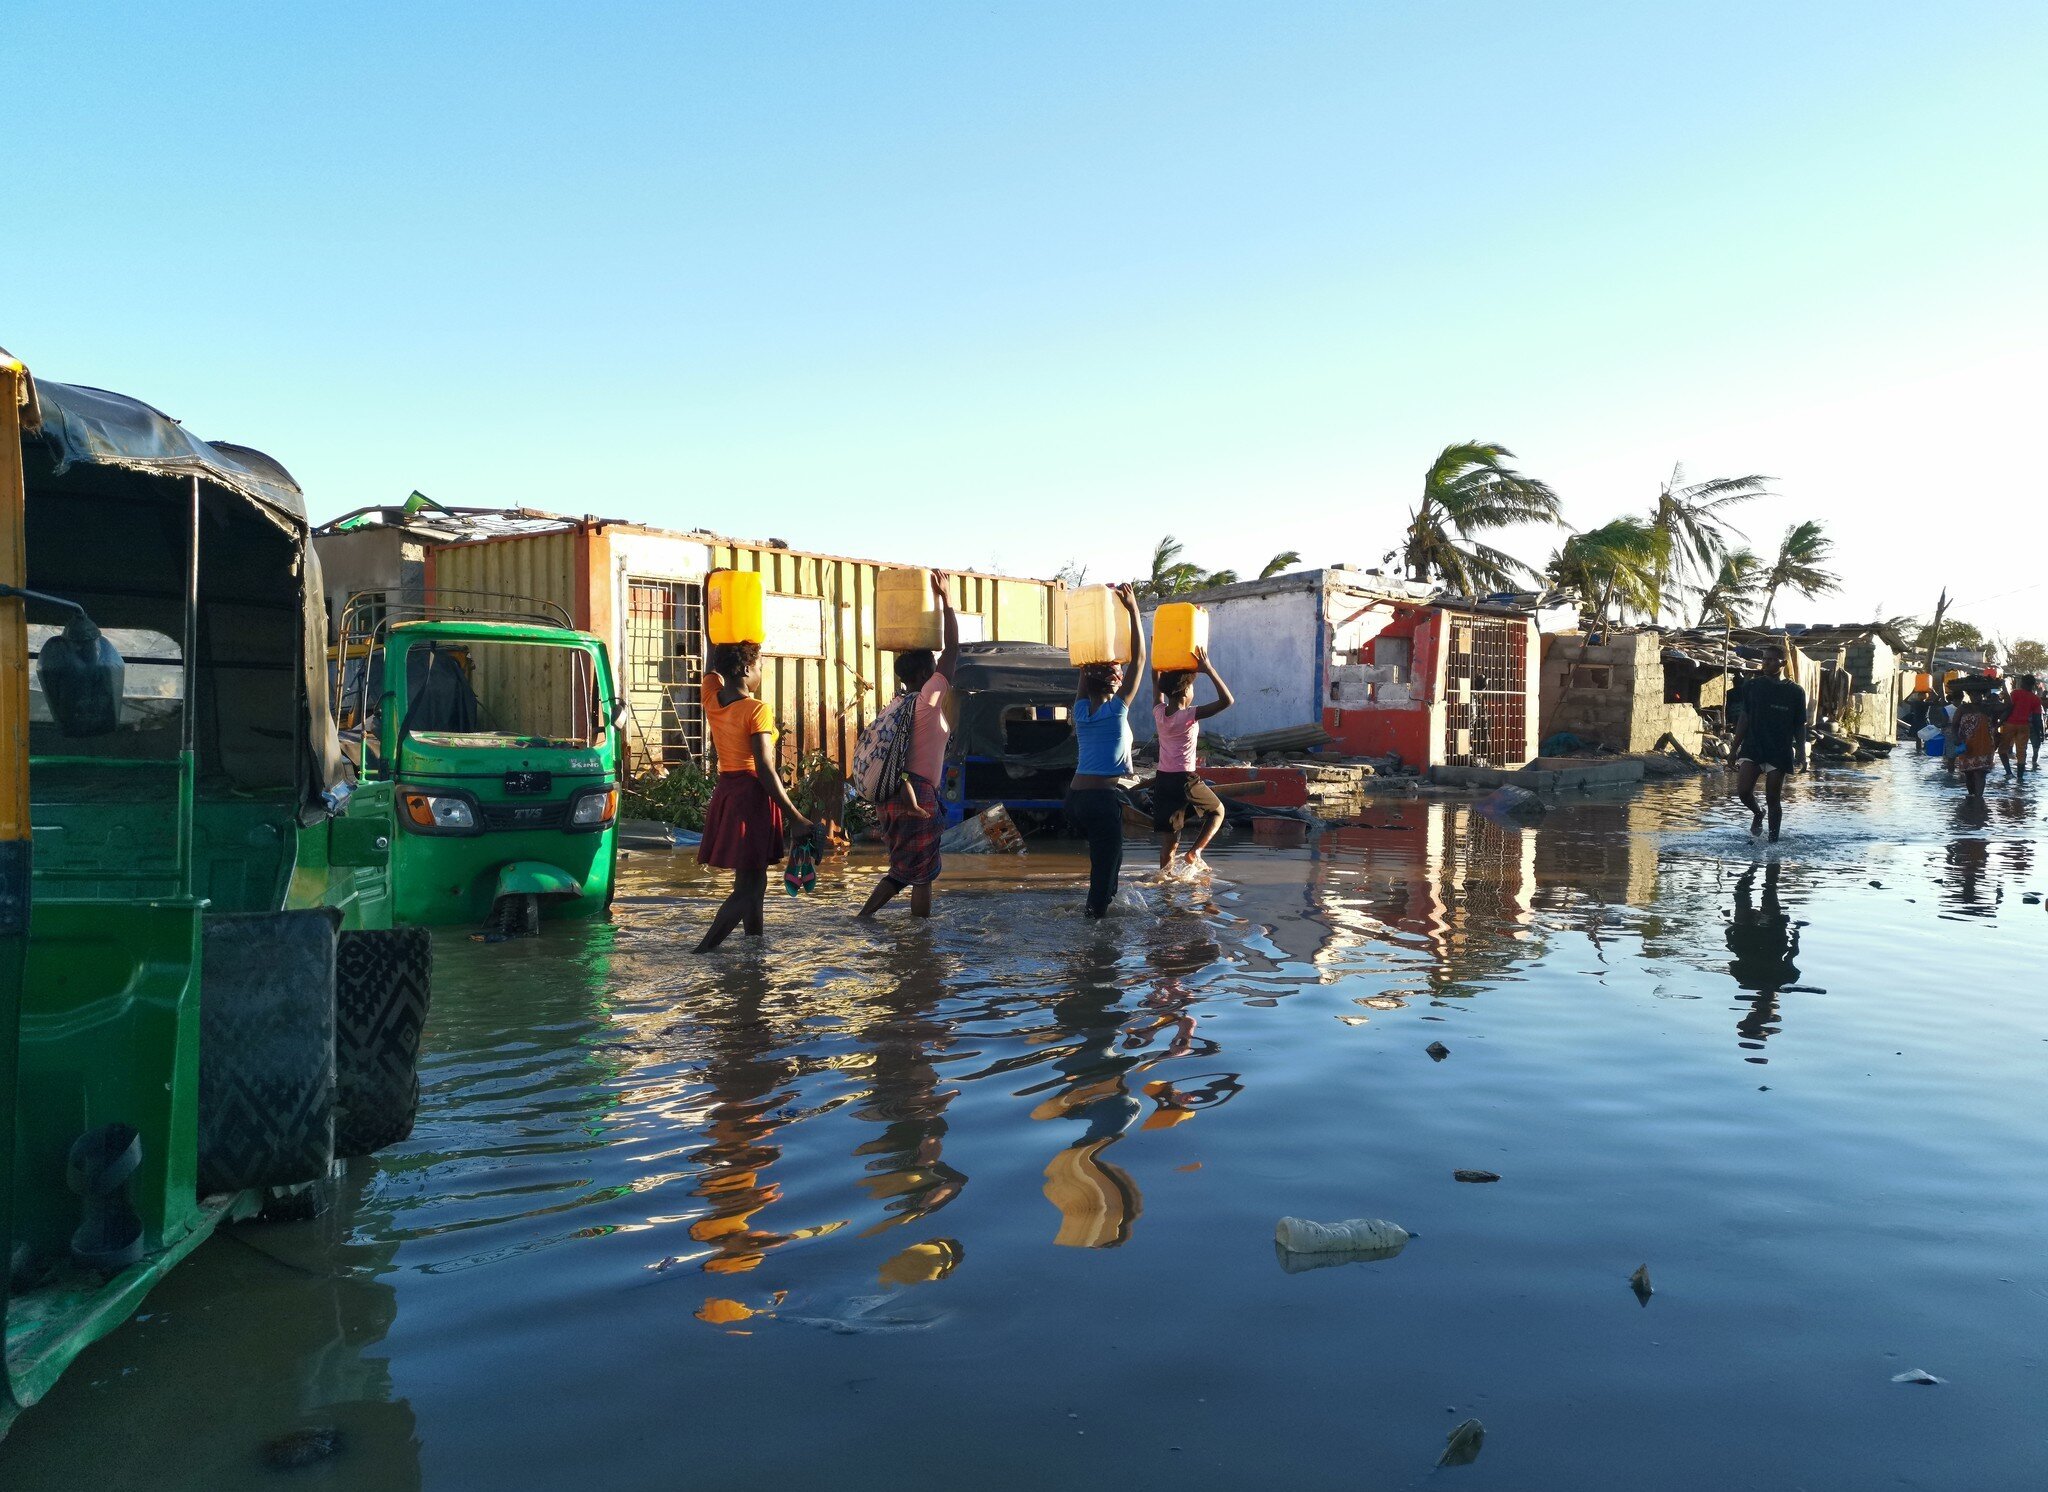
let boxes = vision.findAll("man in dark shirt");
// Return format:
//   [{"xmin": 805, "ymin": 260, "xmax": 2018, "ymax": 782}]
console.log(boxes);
[{"xmin": 1730, "ymin": 652, "xmax": 1807, "ymax": 842}]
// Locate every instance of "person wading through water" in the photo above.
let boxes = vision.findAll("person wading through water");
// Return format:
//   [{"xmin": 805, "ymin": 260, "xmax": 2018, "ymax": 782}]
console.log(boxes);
[
  {"xmin": 1151, "ymin": 645, "xmax": 1233, "ymax": 878},
  {"xmin": 2014, "ymin": 672, "xmax": 2046, "ymax": 772},
  {"xmin": 694, "ymin": 641, "xmax": 813, "ymax": 953},
  {"xmin": 858, "ymin": 571, "xmax": 960, "ymax": 919},
  {"xmin": 1945, "ymin": 679, "xmax": 1997, "ymax": 802},
  {"xmin": 1730, "ymin": 650, "xmax": 1807, "ymax": 842},
  {"xmin": 1066, "ymin": 583, "xmax": 1147, "ymax": 918}
]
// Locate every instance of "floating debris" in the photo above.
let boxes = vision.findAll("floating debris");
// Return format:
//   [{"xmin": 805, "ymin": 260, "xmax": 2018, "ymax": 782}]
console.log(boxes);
[
  {"xmin": 1891, "ymin": 1368, "xmax": 1945, "ymax": 1386},
  {"xmin": 1453, "ymin": 1170, "xmax": 1500, "ymax": 1183},
  {"xmin": 1438, "ymin": 1417, "xmax": 1485, "ymax": 1467},
  {"xmin": 1335, "ymin": 1015, "xmax": 1372, "ymax": 1026},
  {"xmin": 1630, "ymin": 1264, "xmax": 1653, "ymax": 1304},
  {"xmin": 784, "ymin": 1294, "xmax": 951, "ymax": 1336},
  {"xmin": 1274, "ymin": 1215, "xmax": 1409, "ymax": 1260},
  {"xmin": 264, "ymin": 1427, "xmax": 341, "ymax": 1470},
  {"xmin": 1358, "ymin": 995, "xmax": 1408, "ymax": 1010},
  {"xmin": 1426, "ymin": 1041, "xmax": 1451, "ymax": 1062}
]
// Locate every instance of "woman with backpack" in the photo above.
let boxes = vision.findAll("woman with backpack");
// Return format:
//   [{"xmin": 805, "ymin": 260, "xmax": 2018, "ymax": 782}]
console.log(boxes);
[
  {"xmin": 858, "ymin": 571, "xmax": 960, "ymax": 919},
  {"xmin": 694, "ymin": 640, "xmax": 814, "ymax": 952},
  {"xmin": 1067, "ymin": 583, "xmax": 1148, "ymax": 918}
]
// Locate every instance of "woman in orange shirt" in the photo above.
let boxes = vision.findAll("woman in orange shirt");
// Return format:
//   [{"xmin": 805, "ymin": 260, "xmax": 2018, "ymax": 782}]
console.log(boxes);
[{"xmin": 696, "ymin": 641, "xmax": 812, "ymax": 952}]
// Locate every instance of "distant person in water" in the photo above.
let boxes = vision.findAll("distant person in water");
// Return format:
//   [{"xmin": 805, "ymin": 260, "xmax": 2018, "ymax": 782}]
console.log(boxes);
[
  {"xmin": 2022, "ymin": 673, "xmax": 2046, "ymax": 770},
  {"xmin": 1730, "ymin": 651, "xmax": 1807, "ymax": 841},
  {"xmin": 694, "ymin": 641, "xmax": 812, "ymax": 953},
  {"xmin": 1945, "ymin": 680, "xmax": 1996, "ymax": 802},
  {"xmin": 1151, "ymin": 645, "xmax": 1234, "ymax": 878},
  {"xmin": 1066, "ymin": 584, "xmax": 1147, "ymax": 918},
  {"xmin": 859, "ymin": 571, "xmax": 960, "ymax": 920},
  {"xmin": 1998, "ymin": 672, "xmax": 2041, "ymax": 776}
]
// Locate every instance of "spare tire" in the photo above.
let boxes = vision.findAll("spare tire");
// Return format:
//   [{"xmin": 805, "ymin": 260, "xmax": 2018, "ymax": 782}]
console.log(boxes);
[
  {"xmin": 198, "ymin": 911, "xmax": 339, "ymax": 1194},
  {"xmin": 334, "ymin": 927, "xmax": 433, "ymax": 1157}
]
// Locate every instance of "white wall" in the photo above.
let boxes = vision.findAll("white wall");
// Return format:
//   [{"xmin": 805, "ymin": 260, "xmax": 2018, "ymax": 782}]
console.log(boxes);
[{"xmin": 1135, "ymin": 586, "xmax": 1323, "ymax": 740}]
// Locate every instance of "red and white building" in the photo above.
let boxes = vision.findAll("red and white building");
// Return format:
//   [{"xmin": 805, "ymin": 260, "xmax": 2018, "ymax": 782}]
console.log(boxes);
[{"xmin": 1140, "ymin": 569, "xmax": 1559, "ymax": 771}]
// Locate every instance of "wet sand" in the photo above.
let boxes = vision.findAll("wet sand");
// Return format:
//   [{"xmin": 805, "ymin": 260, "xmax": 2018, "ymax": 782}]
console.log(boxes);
[{"xmin": 7, "ymin": 756, "xmax": 2046, "ymax": 1490}]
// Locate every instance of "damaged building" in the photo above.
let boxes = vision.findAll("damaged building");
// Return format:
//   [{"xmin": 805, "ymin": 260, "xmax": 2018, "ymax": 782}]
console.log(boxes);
[
  {"xmin": 314, "ymin": 504, "xmax": 1067, "ymax": 773},
  {"xmin": 1138, "ymin": 569, "xmax": 1562, "ymax": 771}
]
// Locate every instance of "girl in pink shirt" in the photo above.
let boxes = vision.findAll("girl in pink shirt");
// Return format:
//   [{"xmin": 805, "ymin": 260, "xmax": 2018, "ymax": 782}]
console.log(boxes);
[{"xmin": 1151, "ymin": 646, "xmax": 1235, "ymax": 877}]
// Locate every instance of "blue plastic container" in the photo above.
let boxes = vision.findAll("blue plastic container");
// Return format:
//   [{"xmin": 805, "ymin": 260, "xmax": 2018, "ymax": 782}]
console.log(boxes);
[{"xmin": 1924, "ymin": 736, "xmax": 1946, "ymax": 757}]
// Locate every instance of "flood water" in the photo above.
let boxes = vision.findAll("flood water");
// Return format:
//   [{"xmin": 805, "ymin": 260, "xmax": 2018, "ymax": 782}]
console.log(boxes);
[{"xmin": 8, "ymin": 755, "xmax": 2047, "ymax": 1490}]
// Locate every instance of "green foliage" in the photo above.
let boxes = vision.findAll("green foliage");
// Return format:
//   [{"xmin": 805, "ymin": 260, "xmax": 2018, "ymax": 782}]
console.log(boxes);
[
  {"xmin": 1901, "ymin": 616, "xmax": 1984, "ymax": 653},
  {"xmin": 1647, "ymin": 464, "xmax": 1771, "ymax": 622},
  {"xmin": 623, "ymin": 749, "xmax": 874, "ymax": 834},
  {"xmin": 1258, "ymin": 550, "xmax": 1302, "ymax": 580},
  {"xmin": 1697, "ymin": 548, "xmax": 1764, "ymax": 628},
  {"xmin": 1133, "ymin": 535, "xmax": 1264, "ymax": 598},
  {"xmin": 1403, "ymin": 441, "xmax": 1562, "ymax": 594},
  {"xmin": 1759, "ymin": 520, "xmax": 1840, "ymax": 623},
  {"xmin": 623, "ymin": 758, "xmax": 717, "ymax": 830},
  {"xmin": 2009, "ymin": 638, "xmax": 2048, "ymax": 675},
  {"xmin": 1547, "ymin": 516, "xmax": 1663, "ymax": 627},
  {"xmin": 783, "ymin": 749, "xmax": 871, "ymax": 833}
]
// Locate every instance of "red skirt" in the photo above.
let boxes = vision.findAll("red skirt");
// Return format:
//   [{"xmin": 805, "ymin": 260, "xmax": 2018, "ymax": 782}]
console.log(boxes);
[
  {"xmin": 699, "ymin": 773, "xmax": 785, "ymax": 871},
  {"xmin": 881, "ymin": 773, "xmax": 944, "ymax": 886}
]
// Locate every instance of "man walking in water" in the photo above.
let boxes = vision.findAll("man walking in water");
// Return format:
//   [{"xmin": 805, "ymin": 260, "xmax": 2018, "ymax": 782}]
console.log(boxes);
[{"xmin": 1730, "ymin": 651, "xmax": 1807, "ymax": 842}]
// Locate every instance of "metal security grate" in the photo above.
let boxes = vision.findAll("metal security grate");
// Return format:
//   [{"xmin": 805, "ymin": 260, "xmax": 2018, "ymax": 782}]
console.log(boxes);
[
  {"xmin": 624, "ymin": 579, "xmax": 706, "ymax": 770},
  {"xmin": 1441, "ymin": 614, "xmax": 1529, "ymax": 766}
]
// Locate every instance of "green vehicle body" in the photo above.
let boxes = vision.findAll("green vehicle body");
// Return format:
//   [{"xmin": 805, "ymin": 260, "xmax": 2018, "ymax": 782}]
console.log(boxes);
[
  {"xmin": 1, "ymin": 361, "xmax": 426, "ymax": 1438},
  {"xmin": 347, "ymin": 615, "xmax": 623, "ymax": 927}
]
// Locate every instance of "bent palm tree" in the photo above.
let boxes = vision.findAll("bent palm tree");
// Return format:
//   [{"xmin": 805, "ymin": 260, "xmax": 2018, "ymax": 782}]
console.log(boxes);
[
  {"xmin": 1648, "ymin": 464, "xmax": 1771, "ymax": 622},
  {"xmin": 1548, "ymin": 517, "xmax": 1663, "ymax": 629},
  {"xmin": 1695, "ymin": 547, "xmax": 1763, "ymax": 628},
  {"xmin": 1758, "ymin": 521, "xmax": 1840, "ymax": 624},
  {"xmin": 1403, "ymin": 442, "xmax": 1562, "ymax": 594},
  {"xmin": 1259, "ymin": 550, "xmax": 1301, "ymax": 580}
]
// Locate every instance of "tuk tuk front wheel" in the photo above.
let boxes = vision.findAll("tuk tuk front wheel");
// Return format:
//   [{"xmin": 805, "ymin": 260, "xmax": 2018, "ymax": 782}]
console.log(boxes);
[{"xmin": 486, "ymin": 893, "xmax": 542, "ymax": 938}]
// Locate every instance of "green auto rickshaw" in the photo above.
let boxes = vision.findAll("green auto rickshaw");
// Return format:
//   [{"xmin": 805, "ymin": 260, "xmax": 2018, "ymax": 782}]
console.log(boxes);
[
  {"xmin": 1, "ymin": 356, "xmax": 431, "ymax": 1438},
  {"xmin": 334, "ymin": 597, "xmax": 623, "ymax": 933}
]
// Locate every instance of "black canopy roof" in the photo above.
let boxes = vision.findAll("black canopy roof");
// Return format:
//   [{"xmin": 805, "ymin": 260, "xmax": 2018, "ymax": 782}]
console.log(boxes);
[{"xmin": 19, "ymin": 372, "xmax": 306, "ymax": 526}]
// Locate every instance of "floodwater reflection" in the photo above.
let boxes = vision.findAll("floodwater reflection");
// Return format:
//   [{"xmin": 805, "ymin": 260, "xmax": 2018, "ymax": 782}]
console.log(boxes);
[
  {"xmin": 1725, "ymin": 862, "xmax": 1801, "ymax": 1060},
  {"xmin": 8, "ymin": 758, "xmax": 2048, "ymax": 1490}
]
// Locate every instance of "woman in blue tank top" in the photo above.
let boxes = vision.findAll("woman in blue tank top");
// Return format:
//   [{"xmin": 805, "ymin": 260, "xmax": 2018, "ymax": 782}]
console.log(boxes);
[{"xmin": 1066, "ymin": 583, "xmax": 1147, "ymax": 917}]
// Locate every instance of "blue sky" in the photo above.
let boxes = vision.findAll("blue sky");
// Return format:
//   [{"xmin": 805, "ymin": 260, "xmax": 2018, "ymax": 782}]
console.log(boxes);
[{"xmin": 8, "ymin": 2, "xmax": 2046, "ymax": 639}]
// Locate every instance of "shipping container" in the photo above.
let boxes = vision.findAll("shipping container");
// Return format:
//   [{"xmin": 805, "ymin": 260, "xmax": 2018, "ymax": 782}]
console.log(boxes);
[{"xmin": 395, "ymin": 519, "xmax": 1065, "ymax": 774}]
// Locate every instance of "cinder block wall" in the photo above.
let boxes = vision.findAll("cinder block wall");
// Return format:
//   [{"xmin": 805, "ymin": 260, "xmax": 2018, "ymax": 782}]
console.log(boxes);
[{"xmin": 1540, "ymin": 631, "xmax": 1703, "ymax": 754}]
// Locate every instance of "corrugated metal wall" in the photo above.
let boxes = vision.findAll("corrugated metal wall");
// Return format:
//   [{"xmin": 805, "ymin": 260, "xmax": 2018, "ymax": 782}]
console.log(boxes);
[
  {"xmin": 419, "ymin": 527, "xmax": 1062, "ymax": 772},
  {"xmin": 709, "ymin": 542, "xmax": 1062, "ymax": 769},
  {"xmin": 425, "ymin": 529, "xmax": 591, "ymax": 748}
]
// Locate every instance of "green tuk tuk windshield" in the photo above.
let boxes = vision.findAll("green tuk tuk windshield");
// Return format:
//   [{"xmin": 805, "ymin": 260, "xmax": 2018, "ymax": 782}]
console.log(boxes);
[{"xmin": 398, "ymin": 640, "xmax": 608, "ymax": 749}]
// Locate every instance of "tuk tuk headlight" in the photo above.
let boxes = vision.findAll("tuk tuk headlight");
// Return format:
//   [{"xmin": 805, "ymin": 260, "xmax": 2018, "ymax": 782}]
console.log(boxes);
[
  {"xmin": 403, "ymin": 791, "xmax": 478, "ymax": 832},
  {"xmin": 570, "ymin": 787, "xmax": 617, "ymax": 828}
]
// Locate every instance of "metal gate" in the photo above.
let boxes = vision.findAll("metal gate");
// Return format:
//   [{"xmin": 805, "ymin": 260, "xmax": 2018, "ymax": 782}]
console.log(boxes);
[
  {"xmin": 624, "ymin": 578, "xmax": 705, "ymax": 771},
  {"xmin": 1441, "ymin": 613, "xmax": 1529, "ymax": 767}
]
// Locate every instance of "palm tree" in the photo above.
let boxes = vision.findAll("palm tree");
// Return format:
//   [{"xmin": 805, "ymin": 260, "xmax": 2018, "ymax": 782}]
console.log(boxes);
[
  {"xmin": 1647, "ymin": 464, "xmax": 1772, "ymax": 622},
  {"xmin": 1547, "ymin": 517, "xmax": 1663, "ymax": 629},
  {"xmin": 1758, "ymin": 521, "xmax": 1840, "ymax": 624},
  {"xmin": 1136, "ymin": 536, "xmax": 1200, "ymax": 599},
  {"xmin": 1138, "ymin": 539, "xmax": 1293, "ymax": 596},
  {"xmin": 1403, "ymin": 442, "xmax": 1563, "ymax": 594},
  {"xmin": 1695, "ymin": 547, "xmax": 1763, "ymax": 628}
]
